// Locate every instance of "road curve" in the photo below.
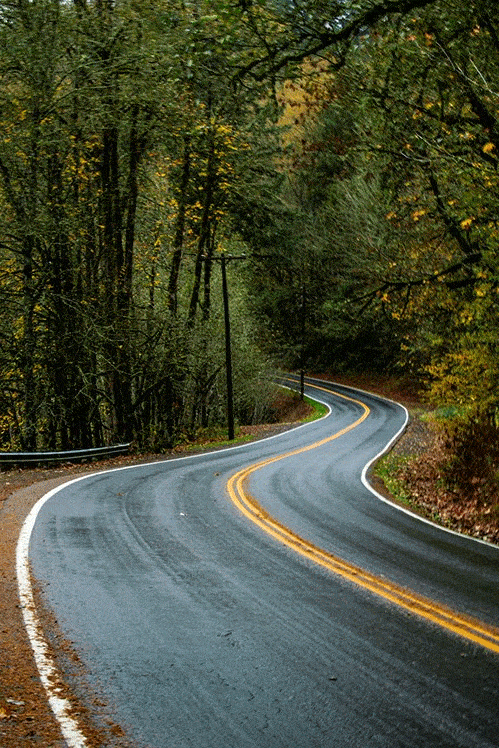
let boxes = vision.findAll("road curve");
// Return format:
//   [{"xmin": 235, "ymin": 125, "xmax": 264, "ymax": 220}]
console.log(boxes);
[{"xmin": 24, "ymin": 377, "xmax": 499, "ymax": 748}]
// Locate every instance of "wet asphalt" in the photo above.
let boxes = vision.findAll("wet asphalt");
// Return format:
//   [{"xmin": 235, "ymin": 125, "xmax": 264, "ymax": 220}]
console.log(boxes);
[{"xmin": 29, "ymin": 377, "xmax": 499, "ymax": 747}]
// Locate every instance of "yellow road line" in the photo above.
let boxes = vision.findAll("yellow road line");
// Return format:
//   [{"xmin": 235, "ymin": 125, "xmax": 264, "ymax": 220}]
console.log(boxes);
[{"xmin": 227, "ymin": 382, "xmax": 499, "ymax": 654}]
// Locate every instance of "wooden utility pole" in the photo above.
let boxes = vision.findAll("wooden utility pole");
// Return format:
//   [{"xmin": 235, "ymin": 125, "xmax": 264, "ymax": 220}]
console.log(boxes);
[
  {"xmin": 220, "ymin": 255, "xmax": 235, "ymax": 440},
  {"xmin": 300, "ymin": 282, "xmax": 306, "ymax": 400}
]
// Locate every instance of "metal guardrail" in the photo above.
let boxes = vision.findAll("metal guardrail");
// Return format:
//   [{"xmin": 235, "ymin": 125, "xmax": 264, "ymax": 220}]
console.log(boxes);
[{"xmin": 0, "ymin": 443, "xmax": 131, "ymax": 468}]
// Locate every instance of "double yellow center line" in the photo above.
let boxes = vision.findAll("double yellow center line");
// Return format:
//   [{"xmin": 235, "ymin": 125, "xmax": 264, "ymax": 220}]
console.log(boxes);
[{"xmin": 227, "ymin": 383, "xmax": 499, "ymax": 654}]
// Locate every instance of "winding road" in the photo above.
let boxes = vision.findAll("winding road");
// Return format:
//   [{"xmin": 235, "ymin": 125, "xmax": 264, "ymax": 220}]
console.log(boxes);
[{"xmin": 20, "ymin": 377, "xmax": 499, "ymax": 747}]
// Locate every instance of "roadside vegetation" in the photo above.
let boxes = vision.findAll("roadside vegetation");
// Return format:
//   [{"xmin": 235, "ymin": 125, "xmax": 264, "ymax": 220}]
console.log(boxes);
[
  {"xmin": 375, "ymin": 404, "xmax": 499, "ymax": 544},
  {"xmin": 0, "ymin": 1, "xmax": 498, "ymax": 529},
  {"xmin": 163, "ymin": 389, "xmax": 325, "ymax": 453}
]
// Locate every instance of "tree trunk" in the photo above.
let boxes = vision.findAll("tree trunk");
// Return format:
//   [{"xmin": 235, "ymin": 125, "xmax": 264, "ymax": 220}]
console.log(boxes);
[
  {"xmin": 20, "ymin": 239, "xmax": 37, "ymax": 451},
  {"xmin": 188, "ymin": 131, "xmax": 217, "ymax": 325},
  {"xmin": 168, "ymin": 136, "xmax": 191, "ymax": 315}
]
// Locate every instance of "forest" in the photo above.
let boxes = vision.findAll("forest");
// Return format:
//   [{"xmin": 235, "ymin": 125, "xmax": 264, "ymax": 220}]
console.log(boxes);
[{"xmin": 0, "ymin": 0, "xmax": 498, "ymax": 498}]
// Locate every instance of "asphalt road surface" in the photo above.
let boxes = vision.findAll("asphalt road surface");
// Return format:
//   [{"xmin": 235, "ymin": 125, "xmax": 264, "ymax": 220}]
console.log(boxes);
[{"xmin": 28, "ymin": 377, "xmax": 499, "ymax": 747}]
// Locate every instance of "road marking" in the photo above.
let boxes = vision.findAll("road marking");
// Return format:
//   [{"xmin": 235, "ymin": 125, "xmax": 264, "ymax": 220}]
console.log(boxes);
[
  {"xmin": 16, "ymin": 411, "xmax": 334, "ymax": 748},
  {"xmin": 16, "ymin": 377, "xmax": 499, "ymax": 748},
  {"xmin": 227, "ymin": 383, "xmax": 499, "ymax": 655},
  {"xmin": 16, "ymin": 479, "xmax": 92, "ymax": 748}
]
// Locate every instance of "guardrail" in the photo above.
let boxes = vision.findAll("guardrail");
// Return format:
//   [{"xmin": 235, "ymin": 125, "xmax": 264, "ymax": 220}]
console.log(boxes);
[{"xmin": 0, "ymin": 443, "xmax": 131, "ymax": 469}]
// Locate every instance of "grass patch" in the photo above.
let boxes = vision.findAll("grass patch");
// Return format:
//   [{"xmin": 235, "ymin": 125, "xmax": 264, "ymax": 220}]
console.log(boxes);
[
  {"xmin": 302, "ymin": 395, "xmax": 329, "ymax": 421},
  {"xmin": 431, "ymin": 404, "xmax": 464, "ymax": 421},
  {"xmin": 375, "ymin": 452, "xmax": 413, "ymax": 506}
]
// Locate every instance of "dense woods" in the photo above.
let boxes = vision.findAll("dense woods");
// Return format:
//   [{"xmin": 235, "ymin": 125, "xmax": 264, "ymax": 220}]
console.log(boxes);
[{"xmin": 1, "ymin": 0, "xmax": 498, "ymax": 497}]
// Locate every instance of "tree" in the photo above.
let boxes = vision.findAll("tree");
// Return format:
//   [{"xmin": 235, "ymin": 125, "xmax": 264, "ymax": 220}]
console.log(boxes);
[
  {"xmin": 0, "ymin": 0, "xmax": 177, "ymax": 447},
  {"xmin": 234, "ymin": 0, "xmax": 439, "ymax": 82},
  {"xmin": 0, "ymin": 0, "xmax": 281, "ymax": 450}
]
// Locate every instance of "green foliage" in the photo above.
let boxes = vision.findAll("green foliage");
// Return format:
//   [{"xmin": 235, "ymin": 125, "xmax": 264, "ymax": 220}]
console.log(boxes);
[
  {"xmin": 301, "ymin": 395, "xmax": 329, "ymax": 422},
  {"xmin": 1, "ymin": 0, "xmax": 499, "ymax": 473},
  {"xmin": 375, "ymin": 452, "xmax": 413, "ymax": 506},
  {"xmin": 339, "ymin": 0, "xmax": 499, "ymax": 491},
  {"xmin": 0, "ymin": 0, "xmax": 280, "ymax": 450}
]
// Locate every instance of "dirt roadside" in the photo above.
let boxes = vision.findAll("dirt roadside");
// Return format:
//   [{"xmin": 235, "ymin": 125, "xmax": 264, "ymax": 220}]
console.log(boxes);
[{"xmin": 1, "ymin": 380, "xmax": 498, "ymax": 746}]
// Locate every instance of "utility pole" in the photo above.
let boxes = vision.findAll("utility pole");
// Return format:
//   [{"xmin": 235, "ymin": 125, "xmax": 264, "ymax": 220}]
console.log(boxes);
[
  {"xmin": 212, "ymin": 251, "xmax": 272, "ymax": 440},
  {"xmin": 300, "ymin": 282, "xmax": 306, "ymax": 400},
  {"xmin": 187, "ymin": 250, "xmax": 246, "ymax": 441},
  {"xmin": 220, "ymin": 255, "xmax": 235, "ymax": 440}
]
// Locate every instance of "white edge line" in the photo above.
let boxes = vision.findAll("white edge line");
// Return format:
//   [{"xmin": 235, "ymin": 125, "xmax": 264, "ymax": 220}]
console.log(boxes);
[
  {"xmin": 361, "ymin": 421, "xmax": 499, "ymax": 550},
  {"xmin": 300, "ymin": 375, "xmax": 498, "ymax": 550},
  {"xmin": 16, "ymin": 477, "xmax": 92, "ymax": 747},
  {"xmin": 20, "ymin": 375, "xmax": 495, "ymax": 747},
  {"xmin": 15, "ymin": 398, "xmax": 332, "ymax": 747}
]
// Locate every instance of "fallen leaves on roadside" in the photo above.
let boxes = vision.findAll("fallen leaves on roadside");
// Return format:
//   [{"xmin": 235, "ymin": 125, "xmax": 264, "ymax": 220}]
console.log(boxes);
[{"xmin": 395, "ymin": 428, "xmax": 499, "ymax": 545}]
